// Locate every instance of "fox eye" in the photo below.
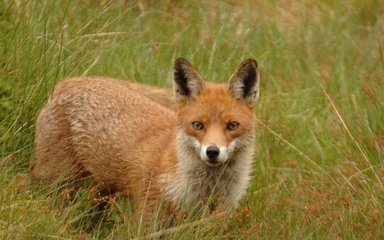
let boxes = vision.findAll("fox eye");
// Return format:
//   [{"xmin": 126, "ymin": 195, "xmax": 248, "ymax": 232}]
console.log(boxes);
[
  {"xmin": 192, "ymin": 121, "xmax": 204, "ymax": 130},
  {"xmin": 227, "ymin": 121, "xmax": 240, "ymax": 131}
]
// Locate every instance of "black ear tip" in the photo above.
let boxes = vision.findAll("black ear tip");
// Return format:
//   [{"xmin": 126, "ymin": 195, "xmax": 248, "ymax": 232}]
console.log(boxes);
[
  {"xmin": 241, "ymin": 58, "xmax": 258, "ymax": 69},
  {"xmin": 174, "ymin": 57, "xmax": 192, "ymax": 68}
]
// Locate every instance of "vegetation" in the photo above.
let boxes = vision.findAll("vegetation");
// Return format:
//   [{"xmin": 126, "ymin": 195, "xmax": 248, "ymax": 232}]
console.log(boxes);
[{"xmin": 1, "ymin": 0, "xmax": 383, "ymax": 238}]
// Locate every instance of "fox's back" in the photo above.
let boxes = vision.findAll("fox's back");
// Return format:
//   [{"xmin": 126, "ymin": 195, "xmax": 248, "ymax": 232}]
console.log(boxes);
[
  {"xmin": 34, "ymin": 77, "xmax": 175, "ymax": 190},
  {"xmin": 52, "ymin": 77, "xmax": 175, "ymax": 144}
]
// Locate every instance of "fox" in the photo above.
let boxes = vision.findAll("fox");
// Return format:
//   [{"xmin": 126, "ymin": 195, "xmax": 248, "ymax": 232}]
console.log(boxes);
[{"xmin": 31, "ymin": 58, "xmax": 260, "ymax": 225}]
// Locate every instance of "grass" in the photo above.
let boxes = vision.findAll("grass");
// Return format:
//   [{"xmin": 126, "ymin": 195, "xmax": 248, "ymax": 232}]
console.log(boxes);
[{"xmin": 0, "ymin": 0, "xmax": 383, "ymax": 238}]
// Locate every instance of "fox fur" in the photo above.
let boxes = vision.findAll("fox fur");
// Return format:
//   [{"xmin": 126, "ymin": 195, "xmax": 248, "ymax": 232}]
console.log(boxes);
[{"xmin": 31, "ymin": 58, "xmax": 260, "ymax": 224}]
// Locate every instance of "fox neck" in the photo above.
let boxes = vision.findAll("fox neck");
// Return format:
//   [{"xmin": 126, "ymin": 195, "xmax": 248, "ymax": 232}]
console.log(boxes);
[{"xmin": 162, "ymin": 130, "xmax": 254, "ymax": 212}]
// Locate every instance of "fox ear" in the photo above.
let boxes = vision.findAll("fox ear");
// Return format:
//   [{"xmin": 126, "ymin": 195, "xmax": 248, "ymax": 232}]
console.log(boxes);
[
  {"xmin": 228, "ymin": 58, "xmax": 259, "ymax": 105},
  {"xmin": 173, "ymin": 58, "xmax": 204, "ymax": 102}
]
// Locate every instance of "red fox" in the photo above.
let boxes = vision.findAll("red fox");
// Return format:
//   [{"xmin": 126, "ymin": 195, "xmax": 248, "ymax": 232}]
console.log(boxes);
[{"xmin": 31, "ymin": 58, "xmax": 260, "ymax": 224}]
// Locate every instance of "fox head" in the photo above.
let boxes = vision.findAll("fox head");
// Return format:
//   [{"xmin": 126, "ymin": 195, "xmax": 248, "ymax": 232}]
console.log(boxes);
[{"xmin": 173, "ymin": 58, "xmax": 259, "ymax": 167}]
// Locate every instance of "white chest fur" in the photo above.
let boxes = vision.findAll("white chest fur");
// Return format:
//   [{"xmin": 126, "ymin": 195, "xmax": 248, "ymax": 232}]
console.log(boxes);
[{"xmin": 162, "ymin": 132, "xmax": 254, "ymax": 211}]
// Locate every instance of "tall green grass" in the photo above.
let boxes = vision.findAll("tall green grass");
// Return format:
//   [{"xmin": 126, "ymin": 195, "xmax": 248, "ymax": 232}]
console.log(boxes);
[{"xmin": 1, "ymin": 0, "xmax": 383, "ymax": 238}]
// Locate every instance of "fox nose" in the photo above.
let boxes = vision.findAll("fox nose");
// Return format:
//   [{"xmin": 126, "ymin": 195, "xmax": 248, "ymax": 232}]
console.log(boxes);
[{"xmin": 206, "ymin": 146, "xmax": 220, "ymax": 160}]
